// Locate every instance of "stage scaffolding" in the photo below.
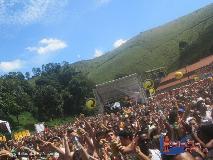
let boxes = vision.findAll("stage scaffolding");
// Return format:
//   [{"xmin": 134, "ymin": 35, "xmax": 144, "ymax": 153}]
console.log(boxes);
[{"xmin": 93, "ymin": 73, "xmax": 147, "ymax": 113}]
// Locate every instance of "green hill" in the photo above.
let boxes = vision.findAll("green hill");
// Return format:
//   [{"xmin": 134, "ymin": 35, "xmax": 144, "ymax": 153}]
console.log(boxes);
[{"xmin": 72, "ymin": 3, "xmax": 213, "ymax": 83}]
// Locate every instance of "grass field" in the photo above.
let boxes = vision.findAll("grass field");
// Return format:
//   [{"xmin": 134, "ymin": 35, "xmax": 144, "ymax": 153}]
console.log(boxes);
[
  {"xmin": 11, "ymin": 112, "xmax": 74, "ymax": 132},
  {"xmin": 71, "ymin": 4, "xmax": 213, "ymax": 84}
]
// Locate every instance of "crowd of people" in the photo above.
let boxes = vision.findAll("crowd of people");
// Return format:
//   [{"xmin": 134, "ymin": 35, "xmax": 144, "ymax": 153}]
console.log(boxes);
[{"xmin": 0, "ymin": 67, "xmax": 212, "ymax": 160}]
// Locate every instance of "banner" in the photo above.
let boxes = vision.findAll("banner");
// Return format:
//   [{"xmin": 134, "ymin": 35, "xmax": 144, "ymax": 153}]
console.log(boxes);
[{"xmin": 159, "ymin": 135, "xmax": 207, "ymax": 155}]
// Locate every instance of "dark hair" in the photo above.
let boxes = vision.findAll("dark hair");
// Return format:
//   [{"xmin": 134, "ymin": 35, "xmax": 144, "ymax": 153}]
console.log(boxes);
[
  {"xmin": 49, "ymin": 136, "xmax": 61, "ymax": 142},
  {"xmin": 145, "ymin": 110, "xmax": 150, "ymax": 116},
  {"xmin": 197, "ymin": 124, "xmax": 213, "ymax": 143},
  {"xmin": 95, "ymin": 131, "xmax": 106, "ymax": 138},
  {"xmin": 118, "ymin": 130, "xmax": 133, "ymax": 139},
  {"xmin": 161, "ymin": 154, "xmax": 175, "ymax": 160},
  {"xmin": 191, "ymin": 151, "xmax": 204, "ymax": 160},
  {"xmin": 73, "ymin": 150, "xmax": 82, "ymax": 160},
  {"xmin": 140, "ymin": 125, "xmax": 149, "ymax": 133},
  {"xmin": 149, "ymin": 128, "xmax": 158, "ymax": 139},
  {"xmin": 106, "ymin": 130, "xmax": 116, "ymax": 136},
  {"xmin": 168, "ymin": 110, "xmax": 178, "ymax": 124},
  {"xmin": 135, "ymin": 130, "xmax": 150, "ymax": 156},
  {"xmin": 106, "ymin": 130, "xmax": 114, "ymax": 134},
  {"xmin": 138, "ymin": 139, "xmax": 150, "ymax": 156}
]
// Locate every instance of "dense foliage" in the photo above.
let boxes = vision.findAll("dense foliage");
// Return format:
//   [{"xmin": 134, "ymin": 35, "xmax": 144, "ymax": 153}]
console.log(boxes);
[{"xmin": 0, "ymin": 62, "xmax": 95, "ymax": 129}]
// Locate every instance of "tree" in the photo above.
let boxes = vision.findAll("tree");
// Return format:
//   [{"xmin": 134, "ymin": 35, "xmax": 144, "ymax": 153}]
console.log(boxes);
[
  {"xmin": 32, "ymin": 67, "xmax": 41, "ymax": 77},
  {"xmin": 42, "ymin": 63, "xmax": 61, "ymax": 74},
  {"xmin": 58, "ymin": 67, "xmax": 79, "ymax": 87},
  {"xmin": 34, "ymin": 85, "xmax": 63, "ymax": 121},
  {"xmin": 4, "ymin": 72, "xmax": 25, "ymax": 80},
  {"xmin": 0, "ymin": 61, "xmax": 95, "ymax": 129},
  {"xmin": 64, "ymin": 75, "xmax": 94, "ymax": 115},
  {"xmin": 25, "ymin": 72, "xmax": 30, "ymax": 80},
  {"xmin": 0, "ymin": 73, "xmax": 34, "ymax": 125}
]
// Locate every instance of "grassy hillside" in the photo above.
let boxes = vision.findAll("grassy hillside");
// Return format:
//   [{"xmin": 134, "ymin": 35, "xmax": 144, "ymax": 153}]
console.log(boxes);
[{"xmin": 72, "ymin": 4, "xmax": 213, "ymax": 83}]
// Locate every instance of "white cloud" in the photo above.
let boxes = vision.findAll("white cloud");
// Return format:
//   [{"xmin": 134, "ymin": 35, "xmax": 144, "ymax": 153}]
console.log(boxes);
[
  {"xmin": 94, "ymin": 49, "xmax": 104, "ymax": 57},
  {"xmin": 0, "ymin": 0, "xmax": 68, "ymax": 25},
  {"xmin": 113, "ymin": 39, "xmax": 127, "ymax": 48},
  {"xmin": 0, "ymin": 59, "xmax": 24, "ymax": 72},
  {"xmin": 26, "ymin": 38, "xmax": 67, "ymax": 55},
  {"xmin": 77, "ymin": 54, "xmax": 81, "ymax": 58}
]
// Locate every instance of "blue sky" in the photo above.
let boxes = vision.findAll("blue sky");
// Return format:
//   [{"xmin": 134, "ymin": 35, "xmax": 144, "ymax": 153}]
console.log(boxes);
[{"xmin": 0, "ymin": 0, "xmax": 212, "ymax": 75}]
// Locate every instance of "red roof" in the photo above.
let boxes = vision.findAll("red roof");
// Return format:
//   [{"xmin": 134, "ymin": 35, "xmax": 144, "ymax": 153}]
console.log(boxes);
[
  {"xmin": 160, "ymin": 55, "xmax": 213, "ymax": 83},
  {"xmin": 157, "ymin": 75, "xmax": 196, "ymax": 91},
  {"xmin": 158, "ymin": 55, "xmax": 213, "ymax": 91}
]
